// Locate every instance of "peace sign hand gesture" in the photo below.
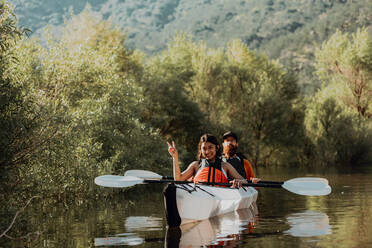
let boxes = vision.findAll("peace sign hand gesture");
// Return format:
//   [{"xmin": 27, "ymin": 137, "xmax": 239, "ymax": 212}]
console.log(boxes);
[{"xmin": 167, "ymin": 141, "xmax": 178, "ymax": 160}]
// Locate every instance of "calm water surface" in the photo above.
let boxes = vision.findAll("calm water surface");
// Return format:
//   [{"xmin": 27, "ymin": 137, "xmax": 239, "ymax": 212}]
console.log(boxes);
[{"xmin": 2, "ymin": 167, "xmax": 372, "ymax": 247}]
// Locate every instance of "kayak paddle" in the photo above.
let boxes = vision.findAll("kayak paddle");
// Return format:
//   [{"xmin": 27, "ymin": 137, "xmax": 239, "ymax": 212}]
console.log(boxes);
[{"xmin": 94, "ymin": 173, "xmax": 331, "ymax": 196}]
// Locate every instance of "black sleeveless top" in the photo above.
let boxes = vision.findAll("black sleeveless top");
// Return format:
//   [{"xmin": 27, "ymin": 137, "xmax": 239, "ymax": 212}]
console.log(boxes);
[{"xmin": 224, "ymin": 156, "xmax": 247, "ymax": 179}]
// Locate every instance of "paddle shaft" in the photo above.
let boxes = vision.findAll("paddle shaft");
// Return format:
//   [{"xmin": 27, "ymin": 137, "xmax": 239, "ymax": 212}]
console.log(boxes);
[
  {"xmin": 143, "ymin": 179, "xmax": 282, "ymax": 188},
  {"xmin": 124, "ymin": 170, "xmax": 284, "ymax": 185},
  {"xmin": 159, "ymin": 176, "xmax": 283, "ymax": 185},
  {"xmin": 201, "ymin": 181, "xmax": 283, "ymax": 188}
]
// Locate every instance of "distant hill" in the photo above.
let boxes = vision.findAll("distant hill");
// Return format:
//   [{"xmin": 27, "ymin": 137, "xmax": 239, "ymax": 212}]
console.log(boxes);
[{"xmin": 9, "ymin": 0, "xmax": 372, "ymax": 93}]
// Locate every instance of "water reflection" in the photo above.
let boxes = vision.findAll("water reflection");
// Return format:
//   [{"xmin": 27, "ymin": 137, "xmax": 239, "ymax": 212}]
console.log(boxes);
[
  {"xmin": 95, "ymin": 216, "xmax": 163, "ymax": 246},
  {"xmin": 94, "ymin": 234, "xmax": 143, "ymax": 246},
  {"xmin": 284, "ymin": 210, "xmax": 331, "ymax": 237},
  {"xmin": 125, "ymin": 216, "xmax": 163, "ymax": 231},
  {"xmin": 6, "ymin": 171, "xmax": 366, "ymax": 248},
  {"xmin": 166, "ymin": 204, "xmax": 258, "ymax": 247}
]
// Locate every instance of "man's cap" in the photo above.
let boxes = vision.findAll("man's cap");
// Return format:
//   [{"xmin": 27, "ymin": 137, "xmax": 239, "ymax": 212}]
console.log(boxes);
[{"xmin": 222, "ymin": 131, "xmax": 238, "ymax": 142}]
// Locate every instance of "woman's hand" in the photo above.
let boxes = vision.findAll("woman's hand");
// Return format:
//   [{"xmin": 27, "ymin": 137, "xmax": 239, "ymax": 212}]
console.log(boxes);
[
  {"xmin": 167, "ymin": 141, "xmax": 178, "ymax": 160},
  {"xmin": 251, "ymin": 177, "xmax": 261, "ymax": 184},
  {"xmin": 230, "ymin": 179, "xmax": 246, "ymax": 188}
]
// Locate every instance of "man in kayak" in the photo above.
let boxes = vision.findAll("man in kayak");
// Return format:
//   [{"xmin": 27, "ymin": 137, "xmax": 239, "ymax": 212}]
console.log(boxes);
[
  {"xmin": 167, "ymin": 134, "xmax": 247, "ymax": 188},
  {"xmin": 222, "ymin": 131, "xmax": 260, "ymax": 183}
]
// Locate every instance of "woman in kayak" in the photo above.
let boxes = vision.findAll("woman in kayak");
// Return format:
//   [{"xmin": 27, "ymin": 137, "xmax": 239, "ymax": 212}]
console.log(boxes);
[{"xmin": 167, "ymin": 133, "xmax": 247, "ymax": 188}]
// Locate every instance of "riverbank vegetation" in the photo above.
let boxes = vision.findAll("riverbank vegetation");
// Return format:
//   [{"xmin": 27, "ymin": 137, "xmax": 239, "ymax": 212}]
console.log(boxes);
[{"xmin": 1, "ymin": 2, "xmax": 371, "ymax": 205}]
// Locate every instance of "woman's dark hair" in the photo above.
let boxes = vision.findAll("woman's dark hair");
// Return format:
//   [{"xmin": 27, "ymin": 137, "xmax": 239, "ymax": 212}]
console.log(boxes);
[{"xmin": 197, "ymin": 134, "xmax": 221, "ymax": 160}]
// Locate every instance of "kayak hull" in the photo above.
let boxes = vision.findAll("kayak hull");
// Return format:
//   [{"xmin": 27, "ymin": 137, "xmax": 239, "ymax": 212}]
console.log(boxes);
[{"xmin": 164, "ymin": 183, "xmax": 258, "ymax": 226}]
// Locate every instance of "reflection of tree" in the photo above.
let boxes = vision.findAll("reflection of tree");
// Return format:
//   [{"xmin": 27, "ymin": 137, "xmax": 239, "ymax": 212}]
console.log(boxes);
[
  {"xmin": 0, "ymin": 196, "xmax": 41, "ymax": 241},
  {"xmin": 324, "ymin": 175, "xmax": 372, "ymax": 248},
  {"xmin": 0, "ymin": 184, "xmax": 165, "ymax": 247}
]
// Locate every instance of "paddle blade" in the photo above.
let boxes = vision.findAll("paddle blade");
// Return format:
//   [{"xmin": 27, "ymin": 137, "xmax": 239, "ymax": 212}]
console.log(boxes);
[
  {"xmin": 282, "ymin": 177, "xmax": 331, "ymax": 196},
  {"xmin": 94, "ymin": 175, "xmax": 143, "ymax": 188},
  {"xmin": 124, "ymin": 170, "xmax": 163, "ymax": 180}
]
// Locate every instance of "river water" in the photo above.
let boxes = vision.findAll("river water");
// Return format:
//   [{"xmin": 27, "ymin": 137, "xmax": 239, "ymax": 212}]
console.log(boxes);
[{"xmin": 2, "ymin": 166, "xmax": 372, "ymax": 247}]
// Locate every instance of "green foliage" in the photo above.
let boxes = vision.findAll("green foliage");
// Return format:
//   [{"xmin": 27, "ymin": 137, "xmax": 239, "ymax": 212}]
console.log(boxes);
[
  {"xmin": 0, "ymin": 1, "xmax": 35, "ymax": 168},
  {"xmin": 192, "ymin": 39, "xmax": 304, "ymax": 167},
  {"xmin": 305, "ymin": 27, "xmax": 372, "ymax": 166},
  {"xmin": 305, "ymin": 95, "xmax": 372, "ymax": 166},
  {"xmin": 9, "ymin": 0, "xmax": 352, "ymax": 53},
  {"xmin": 9, "ymin": 0, "xmax": 372, "ymax": 96},
  {"xmin": 220, "ymin": 40, "xmax": 303, "ymax": 166},
  {"xmin": 145, "ymin": 36, "xmax": 305, "ymax": 167},
  {"xmin": 0, "ymin": 1, "xmax": 23, "ymax": 52},
  {"xmin": 1, "ymin": 9, "xmax": 170, "ymax": 200},
  {"xmin": 259, "ymin": 0, "xmax": 372, "ymax": 94},
  {"xmin": 315, "ymin": 28, "xmax": 372, "ymax": 119},
  {"xmin": 142, "ymin": 35, "xmax": 207, "ymax": 162}
]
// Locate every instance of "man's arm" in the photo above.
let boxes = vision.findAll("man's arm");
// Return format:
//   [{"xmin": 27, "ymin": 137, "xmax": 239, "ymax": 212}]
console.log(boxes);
[
  {"xmin": 243, "ymin": 159, "xmax": 261, "ymax": 183},
  {"xmin": 243, "ymin": 159, "xmax": 255, "ymax": 179}
]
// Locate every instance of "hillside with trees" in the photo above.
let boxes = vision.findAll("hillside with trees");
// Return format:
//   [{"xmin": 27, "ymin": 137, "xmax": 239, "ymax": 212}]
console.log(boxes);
[{"xmin": 9, "ymin": 0, "xmax": 372, "ymax": 93}]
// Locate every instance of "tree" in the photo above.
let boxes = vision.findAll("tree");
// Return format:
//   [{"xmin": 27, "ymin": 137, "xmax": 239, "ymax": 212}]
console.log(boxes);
[
  {"xmin": 222, "ymin": 40, "xmax": 303, "ymax": 167},
  {"xmin": 184, "ymin": 39, "xmax": 303, "ymax": 167},
  {"xmin": 0, "ymin": 1, "xmax": 35, "ymax": 168},
  {"xmin": 3, "ymin": 9, "xmax": 170, "ymax": 199},
  {"xmin": 315, "ymin": 28, "xmax": 372, "ymax": 119},
  {"xmin": 305, "ymin": 27, "xmax": 372, "ymax": 166},
  {"xmin": 145, "ymin": 36, "xmax": 306, "ymax": 167},
  {"xmin": 305, "ymin": 93, "xmax": 372, "ymax": 166},
  {"xmin": 142, "ymin": 35, "xmax": 209, "ymax": 162}
]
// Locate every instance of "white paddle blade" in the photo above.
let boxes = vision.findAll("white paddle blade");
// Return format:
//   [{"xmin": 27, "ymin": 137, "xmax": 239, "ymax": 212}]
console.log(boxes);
[
  {"xmin": 124, "ymin": 170, "xmax": 163, "ymax": 180},
  {"xmin": 282, "ymin": 177, "xmax": 332, "ymax": 196},
  {"xmin": 94, "ymin": 175, "xmax": 143, "ymax": 188}
]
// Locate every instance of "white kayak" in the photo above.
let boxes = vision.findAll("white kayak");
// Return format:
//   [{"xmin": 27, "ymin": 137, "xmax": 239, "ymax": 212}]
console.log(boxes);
[{"xmin": 163, "ymin": 183, "xmax": 258, "ymax": 226}]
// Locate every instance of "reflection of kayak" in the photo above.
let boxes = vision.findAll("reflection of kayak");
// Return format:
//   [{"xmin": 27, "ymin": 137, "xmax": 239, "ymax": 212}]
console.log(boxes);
[
  {"xmin": 166, "ymin": 204, "xmax": 258, "ymax": 247},
  {"xmin": 94, "ymin": 235, "xmax": 143, "ymax": 246},
  {"xmin": 95, "ymin": 216, "xmax": 163, "ymax": 246},
  {"xmin": 285, "ymin": 210, "xmax": 331, "ymax": 237},
  {"xmin": 124, "ymin": 216, "xmax": 163, "ymax": 231},
  {"xmin": 164, "ymin": 183, "xmax": 258, "ymax": 226}
]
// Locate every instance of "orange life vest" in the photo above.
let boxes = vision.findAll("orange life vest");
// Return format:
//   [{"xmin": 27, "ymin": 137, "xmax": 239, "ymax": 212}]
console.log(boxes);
[{"xmin": 193, "ymin": 158, "xmax": 228, "ymax": 184}]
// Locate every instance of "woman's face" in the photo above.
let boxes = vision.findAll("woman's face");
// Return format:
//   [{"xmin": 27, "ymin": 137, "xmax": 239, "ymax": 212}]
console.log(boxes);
[{"xmin": 201, "ymin": 141, "xmax": 217, "ymax": 160}]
